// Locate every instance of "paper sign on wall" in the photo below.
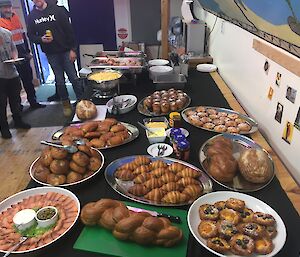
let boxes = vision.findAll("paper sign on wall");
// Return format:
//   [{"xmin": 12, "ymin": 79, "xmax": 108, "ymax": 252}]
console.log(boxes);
[
  {"xmin": 282, "ymin": 121, "xmax": 294, "ymax": 144},
  {"xmin": 275, "ymin": 72, "xmax": 282, "ymax": 87},
  {"xmin": 275, "ymin": 102, "xmax": 283, "ymax": 123},
  {"xmin": 294, "ymin": 107, "xmax": 300, "ymax": 131},
  {"xmin": 267, "ymin": 86, "xmax": 274, "ymax": 100},
  {"xmin": 286, "ymin": 86, "xmax": 297, "ymax": 104}
]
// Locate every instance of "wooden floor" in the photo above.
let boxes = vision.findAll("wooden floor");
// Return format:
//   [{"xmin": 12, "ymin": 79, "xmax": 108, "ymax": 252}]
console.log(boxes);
[{"xmin": 0, "ymin": 72, "xmax": 299, "ymax": 215}]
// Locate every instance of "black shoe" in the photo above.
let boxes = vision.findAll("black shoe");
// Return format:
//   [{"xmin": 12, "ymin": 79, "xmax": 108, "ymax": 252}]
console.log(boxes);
[
  {"xmin": 14, "ymin": 120, "xmax": 31, "ymax": 129},
  {"xmin": 30, "ymin": 102, "xmax": 46, "ymax": 109},
  {"xmin": 47, "ymin": 94, "xmax": 60, "ymax": 102},
  {"xmin": 20, "ymin": 104, "xmax": 24, "ymax": 111},
  {"xmin": 1, "ymin": 128, "xmax": 12, "ymax": 139}
]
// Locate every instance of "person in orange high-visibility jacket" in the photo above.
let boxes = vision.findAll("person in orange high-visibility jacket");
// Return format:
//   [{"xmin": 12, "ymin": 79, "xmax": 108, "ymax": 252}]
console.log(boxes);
[{"xmin": 0, "ymin": 0, "xmax": 46, "ymax": 109}]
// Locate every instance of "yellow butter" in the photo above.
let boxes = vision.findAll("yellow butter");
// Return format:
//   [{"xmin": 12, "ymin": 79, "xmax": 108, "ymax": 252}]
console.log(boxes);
[
  {"xmin": 147, "ymin": 128, "xmax": 165, "ymax": 138},
  {"xmin": 145, "ymin": 122, "xmax": 168, "ymax": 129}
]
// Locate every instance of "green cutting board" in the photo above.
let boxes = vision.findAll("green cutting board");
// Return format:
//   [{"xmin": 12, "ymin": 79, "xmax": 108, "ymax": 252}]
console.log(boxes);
[{"xmin": 73, "ymin": 201, "xmax": 189, "ymax": 257}]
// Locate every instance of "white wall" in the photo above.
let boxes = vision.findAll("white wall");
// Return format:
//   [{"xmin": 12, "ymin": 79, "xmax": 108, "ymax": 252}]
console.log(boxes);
[{"xmin": 192, "ymin": 5, "xmax": 300, "ymax": 184}]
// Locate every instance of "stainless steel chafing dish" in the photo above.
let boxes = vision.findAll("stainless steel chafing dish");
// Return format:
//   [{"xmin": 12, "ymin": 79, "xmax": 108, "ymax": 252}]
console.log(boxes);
[{"xmin": 87, "ymin": 69, "xmax": 122, "ymax": 91}]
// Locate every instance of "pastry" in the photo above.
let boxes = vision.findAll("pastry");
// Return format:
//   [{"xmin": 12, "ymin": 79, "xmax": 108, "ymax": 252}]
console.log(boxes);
[
  {"xmin": 143, "ymin": 178, "xmax": 163, "ymax": 190},
  {"xmin": 203, "ymin": 122, "xmax": 215, "ymax": 129},
  {"xmin": 196, "ymin": 106, "xmax": 206, "ymax": 112},
  {"xmin": 49, "ymin": 159, "xmax": 69, "ymax": 175},
  {"xmin": 219, "ymin": 208, "xmax": 240, "ymax": 225},
  {"xmin": 168, "ymin": 163, "xmax": 185, "ymax": 173},
  {"xmin": 230, "ymin": 234, "xmax": 254, "ymax": 255},
  {"xmin": 217, "ymin": 220, "xmax": 238, "ymax": 240},
  {"xmin": 50, "ymin": 147, "xmax": 68, "ymax": 160},
  {"xmin": 225, "ymin": 198, "xmax": 245, "ymax": 212},
  {"xmin": 177, "ymin": 177, "xmax": 199, "ymax": 187},
  {"xmin": 160, "ymin": 173, "xmax": 178, "ymax": 183},
  {"xmin": 228, "ymin": 113, "xmax": 239, "ymax": 120},
  {"xmin": 239, "ymin": 208, "xmax": 254, "ymax": 223},
  {"xmin": 88, "ymin": 157, "xmax": 102, "ymax": 172},
  {"xmin": 252, "ymin": 212, "xmax": 276, "ymax": 226},
  {"xmin": 197, "ymin": 112, "xmax": 208, "ymax": 118},
  {"xmin": 133, "ymin": 165, "xmax": 151, "ymax": 175},
  {"xmin": 133, "ymin": 156, "xmax": 151, "ymax": 166},
  {"xmin": 226, "ymin": 127, "xmax": 240, "ymax": 134},
  {"xmin": 238, "ymin": 149, "xmax": 273, "ymax": 184},
  {"xmin": 34, "ymin": 165, "xmax": 50, "ymax": 182},
  {"xmin": 199, "ymin": 204, "xmax": 219, "ymax": 220},
  {"xmin": 160, "ymin": 182, "xmax": 181, "ymax": 192},
  {"xmin": 70, "ymin": 160, "xmax": 86, "ymax": 174},
  {"xmin": 265, "ymin": 226, "xmax": 277, "ymax": 239},
  {"xmin": 207, "ymin": 237, "xmax": 230, "ymax": 253},
  {"xmin": 177, "ymin": 167, "xmax": 200, "ymax": 178},
  {"xmin": 144, "ymin": 188, "xmax": 165, "ymax": 202},
  {"xmin": 198, "ymin": 220, "xmax": 218, "ymax": 239},
  {"xmin": 214, "ymin": 125, "xmax": 227, "ymax": 132},
  {"xmin": 115, "ymin": 169, "xmax": 135, "ymax": 181},
  {"xmin": 182, "ymin": 184, "xmax": 203, "ymax": 200},
  {"xmin": 255, "ymin": 237, "xmax": 274, "ymax": 254},
  {"xmin": 46, "ymin": 173, "xmax": 66, "ymax": 186},
  {"xmin": 66, "ymin": 171, "xmax": 83, "ymax": 183},
  {"xmin": 161, "ymin": 191, "xmax": 188, "ymax": 204},
  {"xmin": 214, "ymin": 201, "xmax": 226, "ymax": 211},
  {"xmin": 206, "ymin": 108, "xmax": 218, "ymax": 115},
  {"xmin": 72, "ymin": 152, "xmax": 90, "ymax": 167},
  {"xmin": 225, "ymin": 120, "xmax": 237, "ymax": 127},
  {"xmin": 238, "ymin": 222, "xmax": 265, "ymax": 238},
  {"xmin": 128, "ymin": 184, "xmax": 149, "ymax": 196},
  {"xmin": 152, "ymin": 167, "xmax": 168, "ymax": 177},
  {"xmin": 134, "ymin": 173, "xmax": 152, "ymax": 184}
]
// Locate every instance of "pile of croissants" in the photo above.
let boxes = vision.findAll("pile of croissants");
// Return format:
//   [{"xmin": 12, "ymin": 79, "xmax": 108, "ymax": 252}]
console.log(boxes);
[
  {"xmin": 115, "ymin": 156, "xmax": 203, "ymax": 204},
  {"xmin": 81, "ymin": 199, "xmax": 183, "ymax": 247}
]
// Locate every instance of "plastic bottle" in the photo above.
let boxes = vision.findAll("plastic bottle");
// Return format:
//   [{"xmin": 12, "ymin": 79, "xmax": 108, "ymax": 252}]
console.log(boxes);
[{"xmin": 177, "ymin": 140, "xmax": 190, "ymax": 161}]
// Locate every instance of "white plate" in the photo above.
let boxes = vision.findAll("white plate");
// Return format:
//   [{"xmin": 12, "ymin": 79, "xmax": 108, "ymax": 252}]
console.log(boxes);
[
  {"xmin": 147, "ymin": 143, "xmax": 173, "ymax": 157},
  {"xmin": 3, "ymin": 57, "xmax": 25, "ymax": 63},
  {"xmin": 196, "ymin": 64, "xmax": 217, "ymax": 72},
  {"xmin": 149, "ymin": 65, "xmax": 173, "ymax": 73},
  {"xmin": 188, "ymin": 191, "xmax": 286, "ymax": 257},
  {"xmin": 106, "ymin": 95, "xmax": 137, "ymax": 114},
  {"xmin": 166, "ymin": 128, "xmax": 189, "ymax": 138},
  {"xmin": 0, "ymin": 187, "xmax": 80, "ymax": 254},
  {"xmin": 148, "ymin": 59, "xmax": 169, "ymax": 66},
  {"xmin": 72, "ymin": 105, "xmax": 107, "ymax": 122}
]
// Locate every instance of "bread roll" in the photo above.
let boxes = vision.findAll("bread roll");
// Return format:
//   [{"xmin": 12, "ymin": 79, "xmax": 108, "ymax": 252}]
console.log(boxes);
[
  {"xmin": 76, "ymin": 100, "xmax": 97, "ymax": 120},
  {"xmin": 238, "ymin": 149, "xmax": 272, "ymax": 183}
]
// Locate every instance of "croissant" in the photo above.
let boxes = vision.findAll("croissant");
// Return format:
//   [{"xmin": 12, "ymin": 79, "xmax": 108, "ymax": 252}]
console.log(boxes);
[
  {"xmin": 144, "ymin": 178, "xmax": 163, "ymax": 190},
  {"xmin": 160, "ymin": 182, "xmax": 181, "ymax": 192},
  {"xmin": 168, "ymin": 163, "xmax": 185, "ymax": 174},
  {"xmin": 177, "ymin": 167, "xmax": 200, "ymax": 178},
  {"xmin": 128, "ymin": 184, "xmax": 149, "ymax": 196},
  {"xmin": 150, "ymin": 160, "xmax": 168, "ymax": 169},
  {"xmin": 133, "ymin": 156, "xmax": 151, "ymax": 166},
  {"xmin": 160, "ymin": 173, "xmax": 179, "ymax": 184},
  {"xmin": 144, "ymin": 188, "xmax": 165, "ymax": 202},
  {"xmin": 182, "ymin": 184, "xmax": 203, "ymax": 200},
  {"xmin": 133, "ymin": 173, "xmax": 152, "ymax": 184},
  {"xmin": 161, "ymin": 191, "xmax": 188, "ymax": 204},
  {"xmin": 151, "ymin": 168, "xmax": 168, "ymax": 177},
  {"xmin": 177, "ymin": 177, "xmax": 199, "ymax": 187},
  {"xmin": 115, "ymin": 169, "xmax": 135, "ymax": 181},
  {"xmin": 119, "ymin": 162, "xmax": 138, "ymax": 171},
  {"xmin": 133, "ymin": 165, "xmax": 151, "ymax": 175}
]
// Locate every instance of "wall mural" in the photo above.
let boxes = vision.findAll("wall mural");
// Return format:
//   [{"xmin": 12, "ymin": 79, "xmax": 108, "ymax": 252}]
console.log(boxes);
[{"xmin": 197, "ymin": 0, "xmax": 300, "ymax": 58}]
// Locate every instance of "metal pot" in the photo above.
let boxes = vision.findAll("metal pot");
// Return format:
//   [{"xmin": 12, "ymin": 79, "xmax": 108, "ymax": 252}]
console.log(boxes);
[{"xmin": 87, "ymin": 70, "xmax": 122, "ymax": 92}]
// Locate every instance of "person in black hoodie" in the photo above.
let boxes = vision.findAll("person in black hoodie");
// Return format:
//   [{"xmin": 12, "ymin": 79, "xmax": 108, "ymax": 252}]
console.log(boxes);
[{"xmin": 27, "ymin": 0, "xmax": 83, "ymax": 116}]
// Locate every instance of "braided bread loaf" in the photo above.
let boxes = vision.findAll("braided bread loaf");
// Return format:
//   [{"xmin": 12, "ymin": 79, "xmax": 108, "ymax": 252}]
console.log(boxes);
[{"xmin": 81, "ymin": 199, "xmax": 183, "ymax": 247}]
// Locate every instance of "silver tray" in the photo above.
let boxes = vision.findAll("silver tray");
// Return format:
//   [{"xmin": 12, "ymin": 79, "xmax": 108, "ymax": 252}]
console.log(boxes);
[
  {"xmin": 105, "ymin": 155, "xmax": 213, "ymax": 206},
  {"xmin": 137, "ymin": 95, "xmax": 191, "ymax": 117},
  {"xmin": 199, "ymin": 134, "xmax": 275, "ymax": 192},
  {"xmin": 182, "ymin": 106, "xmax": 258, "ymax": 134},
  {"xmin": 52, "ymin": 122, "xmax": 139, "ymax": 150},
  {"xmin": 30, "ymin": 148, "xmax": 105, "ymax": 187}
]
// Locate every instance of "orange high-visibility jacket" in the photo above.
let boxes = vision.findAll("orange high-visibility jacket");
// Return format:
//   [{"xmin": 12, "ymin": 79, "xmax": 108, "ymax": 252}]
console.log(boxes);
[{"xmin": 0, "ymin": 12, "xmax": 24, "ymax": 45}]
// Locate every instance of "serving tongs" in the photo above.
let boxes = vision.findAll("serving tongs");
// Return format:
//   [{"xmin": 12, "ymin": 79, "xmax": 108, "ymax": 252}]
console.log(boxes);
[
  {"xmin": 3, "ymin": 236, "xmax": 28, "ymax": 257},
  {"xmin": 40, "ymin": 141, "xmax": 78, "ymax": 153}
]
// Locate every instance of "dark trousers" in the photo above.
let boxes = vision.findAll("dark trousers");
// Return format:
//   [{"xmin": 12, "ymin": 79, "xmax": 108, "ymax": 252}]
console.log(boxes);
[
  {"xmin": 15, "ymin": 60, "xmax": 37, "ymax": 105},
  {"xmin": 0, "ymin": 77, "xmax": 22, "ymax": 129}
]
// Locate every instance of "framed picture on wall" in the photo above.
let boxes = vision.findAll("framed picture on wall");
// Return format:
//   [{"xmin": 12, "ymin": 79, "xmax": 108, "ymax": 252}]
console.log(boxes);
[
  {"xmin": 275, "ymin": 72, "xmax": 282, "ymax": 87},
  {"xmin": 275, "ymin": 102, "xmax": 283, "ymax": 123},
  {"xmin": 286, "ymin": 86, "xmax": 297, "ymax": 103},
  {"xmin": 282, "ymin": 121, "xmax": 294, "ymax": 144},
  {"xmin": 294, "ymin": 107, "xmax": 300, "ymax": 130}
]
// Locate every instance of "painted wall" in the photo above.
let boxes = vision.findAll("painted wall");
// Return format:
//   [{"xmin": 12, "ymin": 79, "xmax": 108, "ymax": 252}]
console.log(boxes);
[
  {"xmin": 68, "ymin": 0, "xmax": 117, "ymax": 50},
  {"xmin": 193, "ymin": 3, "xmax": 300, "ymax": 184}
]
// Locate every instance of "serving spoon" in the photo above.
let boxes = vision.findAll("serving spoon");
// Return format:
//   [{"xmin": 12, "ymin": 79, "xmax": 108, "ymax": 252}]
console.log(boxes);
[
  {"xmin": 40, "ymin": 141, "xmax": 78, "ymax": 153},
  {"xmin": 3, "ymin": 236, "xmax": 28, "ymax": 257}
]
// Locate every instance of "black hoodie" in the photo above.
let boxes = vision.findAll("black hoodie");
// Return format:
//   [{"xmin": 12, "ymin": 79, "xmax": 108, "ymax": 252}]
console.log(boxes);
[{"xmin": 27, "ymin": 3, "xmax": 76, "ymax": 54}]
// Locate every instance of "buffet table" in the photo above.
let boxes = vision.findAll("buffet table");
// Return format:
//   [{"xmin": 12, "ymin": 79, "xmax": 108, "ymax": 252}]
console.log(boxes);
[{"xmin": 26, "ymin": 70, "xmax": 300, "ymax": 257}]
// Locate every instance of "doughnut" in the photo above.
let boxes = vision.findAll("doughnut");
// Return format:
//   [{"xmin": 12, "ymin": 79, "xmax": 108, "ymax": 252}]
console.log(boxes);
[{"xmin": 72, "ymin": 152, "xmax": 90, "ymax": 167}]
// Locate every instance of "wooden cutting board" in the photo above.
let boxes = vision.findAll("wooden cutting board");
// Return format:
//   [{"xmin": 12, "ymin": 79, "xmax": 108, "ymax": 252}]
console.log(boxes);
[{"xmin": 73, "ymin": 201, "xmax": 189, "ymax": 257}]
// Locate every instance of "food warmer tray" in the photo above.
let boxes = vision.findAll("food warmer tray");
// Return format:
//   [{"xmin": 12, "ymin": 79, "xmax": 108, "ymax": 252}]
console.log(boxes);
[{"xmin": 199, "ymin": 134, "xmax": 275, "ymax": 192}]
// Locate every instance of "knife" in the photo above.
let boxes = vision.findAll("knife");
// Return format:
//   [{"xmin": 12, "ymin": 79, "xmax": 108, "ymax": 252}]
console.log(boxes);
[{"xmin": 127, "ymin": 206, "xmax": 181, "ymax": 224}]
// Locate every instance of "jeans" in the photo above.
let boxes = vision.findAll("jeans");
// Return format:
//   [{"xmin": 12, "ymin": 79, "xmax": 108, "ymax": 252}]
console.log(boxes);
[
  {"xmin": 0, "ymin": 77, "xmax": 22, "ymax": 129},
  {"xmin": 15, "ymin": 59, "xmax": 37, "ymax": 105},
  {"xmin": 46, "ymin": 51, "xmax": 83, "ymax": 101}
]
